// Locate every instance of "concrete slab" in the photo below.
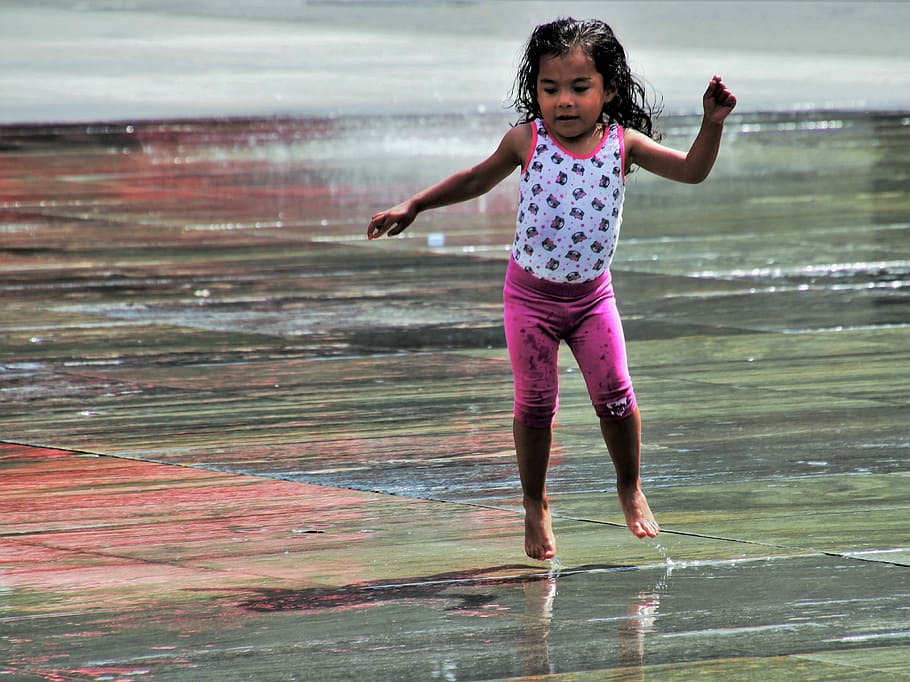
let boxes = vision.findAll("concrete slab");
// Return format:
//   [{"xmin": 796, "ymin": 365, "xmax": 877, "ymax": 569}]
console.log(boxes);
[
  {"xmin": 4, "ymin": 445, "xmax": 908, "ymax": 680},
  {"xmin": 2, "ymin": 111, "xmax": 909, "ymax": 679}
]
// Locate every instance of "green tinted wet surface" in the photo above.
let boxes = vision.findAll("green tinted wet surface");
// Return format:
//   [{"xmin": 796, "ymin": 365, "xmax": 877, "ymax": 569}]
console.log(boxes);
[{"xmin": 2, "ymin": 112, "xmax": 909, "ymax": 680}]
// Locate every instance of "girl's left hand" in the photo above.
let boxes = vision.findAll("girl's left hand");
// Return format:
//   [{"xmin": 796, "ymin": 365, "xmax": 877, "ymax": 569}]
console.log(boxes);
[{"xmin": 703, "ymin": 75, "xmax": 737, "ymax": 124}]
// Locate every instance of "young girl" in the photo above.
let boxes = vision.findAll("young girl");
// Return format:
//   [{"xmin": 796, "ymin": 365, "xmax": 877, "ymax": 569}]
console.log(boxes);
[{"xmin": 367, "ymin": 17, "xmax": 736, "ymax": 561}]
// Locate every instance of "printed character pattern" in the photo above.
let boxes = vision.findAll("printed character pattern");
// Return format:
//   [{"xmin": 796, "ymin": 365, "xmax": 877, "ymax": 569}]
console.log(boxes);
[{"xmin": 513, "ymin": 120, "xmax": 625, "ymax": 283}]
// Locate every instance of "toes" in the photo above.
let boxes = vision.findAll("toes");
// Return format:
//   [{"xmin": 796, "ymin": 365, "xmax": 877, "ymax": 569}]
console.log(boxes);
[
  {"xmin": 525, "ymin": 534, "xmax": 556, "ymax": 560},
  {"xmin": 629, "ymin": 514, "xmax": 660, "ymax": 539},
  {"xmin": 526, "ymin": 541, "xmax": 557, "ymax": 561}
]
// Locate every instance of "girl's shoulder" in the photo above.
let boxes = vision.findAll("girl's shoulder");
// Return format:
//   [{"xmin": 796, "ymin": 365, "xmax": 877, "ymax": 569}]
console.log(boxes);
[
  {"xmin": 503, "ymin": 121, "xmax": 535, "ymax": 146},
  {"xmin": 499, "ymin": 122, "xmax": 536, "ymax": 165},
  {"xmin": 619, "ymin": 126, "xmax": 651, "ymax": 153}
]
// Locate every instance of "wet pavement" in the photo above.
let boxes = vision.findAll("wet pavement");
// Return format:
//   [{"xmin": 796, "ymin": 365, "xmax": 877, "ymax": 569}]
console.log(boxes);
[{"xmin": 2, "ymin": 111, "xmax": 909, "ymax": 680}]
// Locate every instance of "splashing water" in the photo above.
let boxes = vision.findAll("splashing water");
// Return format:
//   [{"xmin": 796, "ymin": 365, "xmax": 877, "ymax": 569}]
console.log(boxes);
[
  {"xmin": 653, "ymin": 543, "xmax": 678, "ymax": 568},
  {"xmin": 548, "ymin": 557, "xmax": 565, "ymax": 578}
]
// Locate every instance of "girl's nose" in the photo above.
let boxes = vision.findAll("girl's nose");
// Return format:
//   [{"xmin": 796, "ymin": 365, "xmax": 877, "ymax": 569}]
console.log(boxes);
[{"xmin": 557, "ymin": 91, "xmax": 574, "ymax": 108}]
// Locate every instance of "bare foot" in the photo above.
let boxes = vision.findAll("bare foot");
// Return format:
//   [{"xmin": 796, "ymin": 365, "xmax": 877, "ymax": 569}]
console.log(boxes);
[
  {"xmin": 618, "ymin": 484, "xmax": 659, "ymax": 538},
  {"xmin": 523, "ymin": 497, "xmax": 556, "ymax": 560}
]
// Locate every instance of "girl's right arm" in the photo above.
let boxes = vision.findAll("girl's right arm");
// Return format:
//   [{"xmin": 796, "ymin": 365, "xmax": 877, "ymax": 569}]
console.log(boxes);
[{"xmin": 367, "ymin": 124, "xmax": 531, "ymax": 240}]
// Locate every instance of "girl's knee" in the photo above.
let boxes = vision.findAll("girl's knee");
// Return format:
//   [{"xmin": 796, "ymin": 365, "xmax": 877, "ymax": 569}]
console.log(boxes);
[
  {"xmin": 594, "ymin": 393, "xmax": 637, "ymax": 421},
  {"xmin": 514, "ymin": 403, "xmax": 558, "ymax": 430}
]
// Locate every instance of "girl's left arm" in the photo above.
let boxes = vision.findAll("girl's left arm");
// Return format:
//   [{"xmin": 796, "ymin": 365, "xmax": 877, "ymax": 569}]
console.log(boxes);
[{"xmin": 625, "ymin": 75, "xmax": 737, "ymax": 184}]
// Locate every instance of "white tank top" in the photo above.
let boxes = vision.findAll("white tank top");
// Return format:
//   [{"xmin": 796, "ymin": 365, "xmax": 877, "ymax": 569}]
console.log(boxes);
[{"xmin": 512, "ymin": 119, "xmax": 625, "ymax": 283}]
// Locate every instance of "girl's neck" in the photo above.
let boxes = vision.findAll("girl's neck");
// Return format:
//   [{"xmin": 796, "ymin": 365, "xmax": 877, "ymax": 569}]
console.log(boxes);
[{"xmin": 545, "ymin": 120, "xmax": 606, "ymax": 157}]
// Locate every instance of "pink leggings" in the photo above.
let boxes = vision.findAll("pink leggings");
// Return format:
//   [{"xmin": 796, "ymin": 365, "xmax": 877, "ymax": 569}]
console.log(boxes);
[{"xmin": 503, "ymin": 258, "xmax": 637, "ymax": 429}]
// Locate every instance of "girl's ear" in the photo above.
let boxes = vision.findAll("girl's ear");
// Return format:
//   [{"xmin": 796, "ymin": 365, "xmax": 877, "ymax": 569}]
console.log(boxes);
[{"xmin": 603, "ymin": 88, "xmax": 617, "ymax": 107}]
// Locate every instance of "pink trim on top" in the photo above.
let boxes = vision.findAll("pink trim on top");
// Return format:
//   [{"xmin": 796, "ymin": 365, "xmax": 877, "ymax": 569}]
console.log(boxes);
[
  {"xmin": 618, "ymin": 125, "xmax": 627, "ymax": 184},
  {"xmin": 522, "ymin": 123, "xmax": 539, "ymax": 174},
  {"xmin": 539, "ymin": 119, "xmax": 610, "ymax": 160}
]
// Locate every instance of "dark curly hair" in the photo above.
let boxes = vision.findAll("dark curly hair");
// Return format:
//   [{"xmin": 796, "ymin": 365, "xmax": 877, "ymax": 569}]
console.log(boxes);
[{"xmin": 510, "ymin": 17, "xmax": 661, "ymax": 141}]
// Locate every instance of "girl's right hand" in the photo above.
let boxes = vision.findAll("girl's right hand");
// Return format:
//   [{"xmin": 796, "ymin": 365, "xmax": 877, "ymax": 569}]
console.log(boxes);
[{"xmin": 367, "ymin": 201, "xmax": 417, "ymax": 240}]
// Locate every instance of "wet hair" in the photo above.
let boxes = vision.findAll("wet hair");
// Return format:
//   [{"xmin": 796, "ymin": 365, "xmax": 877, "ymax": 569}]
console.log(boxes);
[{"xmin": 510, "ymin": 17, "xmax": 661, "ymax": 141}]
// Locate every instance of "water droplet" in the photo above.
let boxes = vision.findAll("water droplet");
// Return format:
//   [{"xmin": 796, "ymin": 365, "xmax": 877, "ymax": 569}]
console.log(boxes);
[{"xmin": 548, "ymin": 557, "xmax": 564, "ymax": 577}]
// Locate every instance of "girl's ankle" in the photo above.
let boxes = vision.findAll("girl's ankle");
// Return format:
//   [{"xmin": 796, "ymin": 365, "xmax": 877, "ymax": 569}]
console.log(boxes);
[{"xmin": 523, "ymin": 495, "xmax": 549, "ymax": 510}]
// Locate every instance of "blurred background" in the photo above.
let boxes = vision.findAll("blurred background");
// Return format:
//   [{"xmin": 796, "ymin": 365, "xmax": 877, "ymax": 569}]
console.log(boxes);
[{"xmin": 3, "ymin": 0, "xmax": 910, "ymax": 124}]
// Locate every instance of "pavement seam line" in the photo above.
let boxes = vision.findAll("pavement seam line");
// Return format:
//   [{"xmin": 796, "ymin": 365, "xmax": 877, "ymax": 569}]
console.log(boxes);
[{"xmin": 7, "ymin": 439, "xmax": 908, "ymax": 569}]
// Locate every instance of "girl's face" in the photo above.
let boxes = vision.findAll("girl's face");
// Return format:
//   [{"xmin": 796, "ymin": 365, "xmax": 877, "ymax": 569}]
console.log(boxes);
[{"xmin": 536, "ymin": 47, "xmax": 614, "ymax": 148}]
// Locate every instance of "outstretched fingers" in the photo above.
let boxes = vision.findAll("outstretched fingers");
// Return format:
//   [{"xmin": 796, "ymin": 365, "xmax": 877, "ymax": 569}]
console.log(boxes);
[
  {"xmin": 367, "ymin": 206, "xmax": 415, "ymax": 240},
  {"xmin": 367, "ymin": 212, "xmax": 393, "ymax": 240}
]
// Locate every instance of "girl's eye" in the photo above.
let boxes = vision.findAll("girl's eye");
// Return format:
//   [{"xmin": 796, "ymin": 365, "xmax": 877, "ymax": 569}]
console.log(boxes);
[
  {"xmin": 574, "ymin": 87, "xmax": 590, "ymax": 94},
  {"xmin": 543, "ymin": 88, "xmax": 557, "ymax": 95}
]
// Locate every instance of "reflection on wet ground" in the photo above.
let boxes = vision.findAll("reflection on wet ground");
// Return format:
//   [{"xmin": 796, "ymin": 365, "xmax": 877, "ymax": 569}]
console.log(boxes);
[{"xmin": 1, "ymin": 111, "xmax": 909, "ymax": 679}]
